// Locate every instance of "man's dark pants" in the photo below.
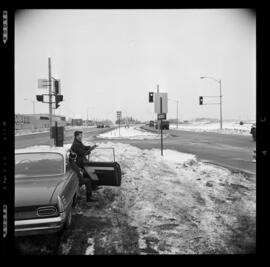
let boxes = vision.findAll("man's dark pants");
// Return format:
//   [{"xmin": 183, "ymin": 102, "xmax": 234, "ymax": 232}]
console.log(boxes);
[{"xmin": 69, "ymin": 160, "xmax": 93, "ymax": 200}]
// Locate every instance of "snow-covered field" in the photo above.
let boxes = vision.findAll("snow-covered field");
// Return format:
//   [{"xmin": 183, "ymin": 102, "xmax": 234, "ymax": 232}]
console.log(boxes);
[
  {"xmin": 86, "ymin": 142, "xmax": 255, "ymax": 254},
  {"xmin": 15, "ymin": 128, "xmax": 50, "ymax": 136},
  {"xmin": 97, "ymin": 125, "xmax": 168, "ymax": 139},
  {"xmin": 15, "ymin": 125, "xmax": 97, "ymax": 136},
  {"xmin": 170, "ymin": 120, "xmax": 254, "ymax": 136}
]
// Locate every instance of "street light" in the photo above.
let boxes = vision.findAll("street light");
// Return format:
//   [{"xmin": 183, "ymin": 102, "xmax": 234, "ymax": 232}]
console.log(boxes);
[
  {"xmin": 168, "ymin": 98, "xmax": 179, "ymax": 128},
  {"xmin": 200, "ymin": 76, "xmax": 222, "ymax": 129},
  {"xmin": 24, "ymin": 98, "xmax": 35, "ymax": 114},
  {"xmin": 86, "ymin": 107, "xmax": 94, "ymax": 127}
]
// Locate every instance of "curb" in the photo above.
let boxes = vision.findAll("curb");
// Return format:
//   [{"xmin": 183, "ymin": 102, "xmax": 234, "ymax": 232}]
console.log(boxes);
[{"xmin": 201, "ymin": 160, "xmax": 256, "ymax": 177}]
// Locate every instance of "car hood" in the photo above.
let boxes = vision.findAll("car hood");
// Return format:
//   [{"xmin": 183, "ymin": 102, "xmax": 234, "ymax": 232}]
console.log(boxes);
[{"xmin": 15, "ymin": 175, "xmax": 65, "ymax": 207}]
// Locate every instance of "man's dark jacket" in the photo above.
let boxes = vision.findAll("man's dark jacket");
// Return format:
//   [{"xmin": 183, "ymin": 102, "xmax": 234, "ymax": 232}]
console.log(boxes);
[{"xmin": 70, "ymin": 138, "xmax": 91, "ymax": 168}]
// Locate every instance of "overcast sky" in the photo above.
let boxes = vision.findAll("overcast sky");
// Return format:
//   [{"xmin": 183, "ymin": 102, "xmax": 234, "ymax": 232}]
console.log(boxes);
[{"xmin": 15, "ymin": 9, "xmax": 256, "ymax": 122}]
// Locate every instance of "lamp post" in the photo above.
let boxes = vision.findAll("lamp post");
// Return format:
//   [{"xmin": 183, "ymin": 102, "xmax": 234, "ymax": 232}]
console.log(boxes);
[
  {"xmin": 24, "ymin": 98, "xmax": 35, "ymax": 115},
  {"xmin": 168, "ymin": 98, "xmax": 179, "ymax": 128},
  {"xmin": 200, "ymin": 76, "xmax": 222, "ymax": 129},
  {"xmin": 86, "ymin": 107, "xmax": 94, "ymax": 127}
]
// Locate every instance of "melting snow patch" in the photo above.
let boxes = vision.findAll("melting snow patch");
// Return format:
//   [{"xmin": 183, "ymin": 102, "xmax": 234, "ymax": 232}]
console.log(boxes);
[
  {"xmin": 97, "ymin": 126, "xmax": 164, "ymax": 139},
  {"xmin": 152, "ymin": 149, "xmax": 197, "ymax": 165},
  {"xmin": 85, "ymin": 238, "xmax": 95, "ymax": 255}
]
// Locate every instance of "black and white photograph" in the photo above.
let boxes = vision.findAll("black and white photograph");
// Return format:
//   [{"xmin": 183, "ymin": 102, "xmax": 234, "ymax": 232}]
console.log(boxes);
[{"xmin": 4, "ymin": 8, "xmax": 260, "ymax": 255}]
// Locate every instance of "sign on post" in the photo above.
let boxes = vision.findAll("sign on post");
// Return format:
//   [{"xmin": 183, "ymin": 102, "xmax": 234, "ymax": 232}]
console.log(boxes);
[
  {"xmin": 38, "ymin": 79, "xmax": 51, "ymax": 89},
  {"xmin": 154, "ymin": 93, "xmax": 168, "ymax": 114},
  {"xmin": 158, "ymin": 113, "xmax": 166, "ymax": 120},
  {"xmin": 116, "ymin": 111, "xmax": 122, "ymax": 136}
]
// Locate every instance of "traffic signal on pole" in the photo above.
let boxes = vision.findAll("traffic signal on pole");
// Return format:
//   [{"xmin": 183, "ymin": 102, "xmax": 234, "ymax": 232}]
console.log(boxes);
[
  {"xmin": 55, "ymin": 95, "xmax": 63, "ymax": 109},
  {"xmin": 54, "ymin": 80, "xmax": 60, "ymax": 94},
  {"xmin": 36, "ymin": 95, "xmax": 44, "ymax": 102},
  {"xmin": 199, "ymin": 96, "xmax": 203, "ymax": 105},
  {"xmin": 149, "ymin": 92, "xmax": 154, "ymax": 103}
]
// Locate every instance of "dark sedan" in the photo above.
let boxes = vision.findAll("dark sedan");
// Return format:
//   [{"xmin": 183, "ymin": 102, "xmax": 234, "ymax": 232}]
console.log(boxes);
[
  {"xmin": 15, "ymin": 145, "xmax": 122, "ymax": 237},
  {"xmin": 15, "ymin": 147, "xmax": 79, "ymax": 236}
]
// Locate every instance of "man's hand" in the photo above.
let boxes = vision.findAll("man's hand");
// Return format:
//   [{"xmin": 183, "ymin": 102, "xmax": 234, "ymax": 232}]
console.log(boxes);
[
  {"xmin": 84, "ymin": 144, "xmax": 98, "ymax": 155},
  {"xmin": 92, "ymin": 144, "xmax": 98, "ymax": 150}
]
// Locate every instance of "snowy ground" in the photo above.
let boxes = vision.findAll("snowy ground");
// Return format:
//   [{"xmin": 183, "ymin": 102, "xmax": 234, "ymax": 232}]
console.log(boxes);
[
  {"xmin": 169, "ymin": 120, "xmax": 254, "ymax": 136},
  {"xmin": 15, "ymin": 125, "xmax": 97, "ymax": 136},
  {"xmin": 97, "ymin": 125, "xmax": 168, "ymax": 139},
  {"xmin": 80, "ymin": 141, "xmax": 255, "ymax": 254},
  {"xmin": 36, "ymin": 138, "xmax": 255, "ymax": 254},
  {"xmin": 15, "ymin": 128, "xmax": 50, "ymax": 136}
]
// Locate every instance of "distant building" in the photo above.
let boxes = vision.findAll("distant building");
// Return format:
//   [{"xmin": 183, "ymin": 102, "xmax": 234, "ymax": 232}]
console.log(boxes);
[
  {"xmin": 15, "ymin": 114, "xmax": 66, "ymax": 130},
  {"xmin": 71, "ymin": 119, "xmax": 83, "ymax": 126}
]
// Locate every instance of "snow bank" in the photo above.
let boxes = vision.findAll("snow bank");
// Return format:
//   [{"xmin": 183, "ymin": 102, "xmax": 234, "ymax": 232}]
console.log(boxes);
[
  {"xmin": 97, "ymin": 126, "xmax": 168, "ymax": 140},
  {"xmin": 170, "ymin": 121, "xmax": 253, "ymax": 136}
]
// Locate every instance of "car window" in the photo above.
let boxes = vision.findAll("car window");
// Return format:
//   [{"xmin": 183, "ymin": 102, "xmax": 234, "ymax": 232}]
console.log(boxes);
[{"xmin": 15, "ymin": 152, "xmax": 64, "ymax": 178}]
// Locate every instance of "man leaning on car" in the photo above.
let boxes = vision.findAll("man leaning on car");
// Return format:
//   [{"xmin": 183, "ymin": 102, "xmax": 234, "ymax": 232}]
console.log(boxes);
[{"xmin": 69, "ymin": 131, "xmax": 99, "ymax": 205}]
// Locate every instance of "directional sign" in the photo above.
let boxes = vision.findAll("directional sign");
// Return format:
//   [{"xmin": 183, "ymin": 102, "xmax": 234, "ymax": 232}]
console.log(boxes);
[
  {"xmin": 154, "ymin": 93, "xmax": 168, "ymax": 114},
  {"xmin": 158, "ymin": 113, "xmax": 166, "ymax": 120},
  {"xmin": 116, "ymin": 111, "xmax": 122, "ymax": 118},
  {"xmin": 38, "ymin": 79, "xmax": 51, "ymax": 88}
]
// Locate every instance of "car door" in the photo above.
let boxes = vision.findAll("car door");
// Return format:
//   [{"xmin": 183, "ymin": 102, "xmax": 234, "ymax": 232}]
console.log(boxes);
[{"xmin": 84, "ymin": 161, "xmax": 121, "ymax": 186}]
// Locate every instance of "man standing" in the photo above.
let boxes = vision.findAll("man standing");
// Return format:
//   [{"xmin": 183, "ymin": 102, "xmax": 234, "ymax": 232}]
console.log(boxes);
[{"xmin": 69, "ymin": 131, "xmax": 98, "ymax": 205}]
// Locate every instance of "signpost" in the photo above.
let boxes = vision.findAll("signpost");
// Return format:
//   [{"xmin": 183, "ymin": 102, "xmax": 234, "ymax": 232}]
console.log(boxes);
[
  {"xmin": 148, "ymin": 84, "xmax": 168, "ymax": 156},
  {"xmin": 37, "ymin": 58, "xmax": 63, "ymax": 146},
  {"xmin": 116, "ymin": 111, "xmax": 122, "ymax": 136}
]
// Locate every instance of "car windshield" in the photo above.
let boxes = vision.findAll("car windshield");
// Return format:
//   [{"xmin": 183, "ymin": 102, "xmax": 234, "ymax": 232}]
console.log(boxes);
[{"xmin": 15, "ymin": 152, "xmax": 64, "ymax": 178}]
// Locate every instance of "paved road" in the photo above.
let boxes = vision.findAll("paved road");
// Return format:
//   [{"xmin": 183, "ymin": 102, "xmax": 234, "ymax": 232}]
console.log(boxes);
[
  {"xmin": 94, "ymin": 126, "xmax": 256, "ymax": 175},
  {"xmin": 15, "ymin": 125, "xmax": 256, "ymax": 174},
  {"xmin": 15, "ymin": 127, "xmax": 117, "ymax": 149},
  {"xmin": 141, "ymin": 126, "xmax": 256, "ymax": 174}
]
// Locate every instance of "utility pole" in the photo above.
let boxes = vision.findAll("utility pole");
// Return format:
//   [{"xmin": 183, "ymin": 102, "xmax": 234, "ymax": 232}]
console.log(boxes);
[
  {"xmin": 48, "ymin": 57, "xmax": 53, "ymax": 144},
  {"xmin": 200, "ymin": 76, "xmax": 223, "ymax": 130},
  {"xmin": 219, "ymin": 80, "xmax": 222, "ymax": 130},
  {"xmin": 176, "ymin": 100, "xmax": 179, "ymax": 128},
  {"xmin": 160, "ymin": 97, "xmax": 163, "ymax": 156}
]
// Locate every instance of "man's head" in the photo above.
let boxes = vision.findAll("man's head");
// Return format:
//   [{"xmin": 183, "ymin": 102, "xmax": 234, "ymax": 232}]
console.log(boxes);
[{"xmin": 74, "ymin": 131, "xmax": 83, "ymax": 142}]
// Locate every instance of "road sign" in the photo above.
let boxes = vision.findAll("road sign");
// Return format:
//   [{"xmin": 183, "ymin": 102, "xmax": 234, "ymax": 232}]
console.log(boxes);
[
  {"xmin": 38, "ymin": 79, "xmax": 51, "ymax": 88},
  {"xmin": 154, "ymin": 93, "xmax": 168, "ymax": 114},
  {"xmin": 116, "ymin": 111, "xmax": 122, "ymax": 118},
  {"xmin": 158, "ymin": 113, "xmax": 166, "ymax": 120}
]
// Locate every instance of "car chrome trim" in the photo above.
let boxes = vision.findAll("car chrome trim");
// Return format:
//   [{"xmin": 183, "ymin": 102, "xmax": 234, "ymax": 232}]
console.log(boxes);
[
  {"xmin": 37, "ymin": 206, "xmax": 57, "ymax": 217},
  {"xmin": 15, "ymin": 214, "xmax": 65, "ymax": 226},
  {"xmin": 85, "ymin": 166, "xmax": 114, "ymax": 171},
  {"xmin": 15, "ymin": 225, "xmax": 63, "ymax": 232}
]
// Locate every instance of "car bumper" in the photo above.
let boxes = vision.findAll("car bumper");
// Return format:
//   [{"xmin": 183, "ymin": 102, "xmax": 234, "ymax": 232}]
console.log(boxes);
[{"xmin": 15, "ymin": 212, "xmax": 66, "ymax": 236}]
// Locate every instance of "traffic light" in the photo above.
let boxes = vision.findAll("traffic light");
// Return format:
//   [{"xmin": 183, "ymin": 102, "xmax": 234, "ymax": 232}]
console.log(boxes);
[
  {"xmin": 149, "ymin": 92, "xmax": 154, "ymax": 103},
  {"xmin": 199, "ymin": 96, "xmax": 203, "ymax": 105},
  {"xmin": 36, "ymin": 95, "xmax": 44, "ymax": 102},
  {"xmin": 55, "ymin": 95, "xmax": 63, "ymax": 109},
  {"xmin": 54, "ymin": 80, "xmax": 60, "ymax": 94}
]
